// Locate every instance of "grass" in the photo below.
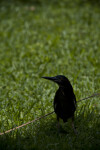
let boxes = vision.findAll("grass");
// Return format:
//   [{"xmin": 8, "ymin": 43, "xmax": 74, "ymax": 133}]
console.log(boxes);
[{"xmin": 0, "ymin": 0, "xmax": 100, "ymax": 149}]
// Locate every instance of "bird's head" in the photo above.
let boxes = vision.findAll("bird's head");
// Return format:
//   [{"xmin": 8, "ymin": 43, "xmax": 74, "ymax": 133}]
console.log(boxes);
[{"xmin": 42, "ymin": 75, "xmax": 70, "ymax": 87}]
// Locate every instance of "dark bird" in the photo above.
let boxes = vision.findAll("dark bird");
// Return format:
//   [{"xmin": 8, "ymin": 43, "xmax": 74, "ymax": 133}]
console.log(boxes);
[{"xmin": 42, "ymin": 75, "xmax": 77, "ymax": 133}]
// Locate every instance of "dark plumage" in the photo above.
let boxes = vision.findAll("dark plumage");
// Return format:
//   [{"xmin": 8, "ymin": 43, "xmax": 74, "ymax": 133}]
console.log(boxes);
[{"xmin": 42, "ymin": 75, "xmax": 77, "ymax": 133}]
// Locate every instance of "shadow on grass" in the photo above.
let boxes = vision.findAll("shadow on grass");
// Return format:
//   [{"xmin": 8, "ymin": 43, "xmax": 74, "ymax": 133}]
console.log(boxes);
[
  {"xmin": 0, "ymin": 0, "xmax": 100, "ymax": 6},
  {"xmin": 0, "ymin": 106, "xmax": 100, "ymax": 150}
]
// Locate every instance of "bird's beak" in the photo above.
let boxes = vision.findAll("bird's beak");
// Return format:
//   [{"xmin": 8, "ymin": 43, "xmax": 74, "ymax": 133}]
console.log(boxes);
[{"xmin": 42, "ymin": 76, "xmax": 59, "ymax": 83}]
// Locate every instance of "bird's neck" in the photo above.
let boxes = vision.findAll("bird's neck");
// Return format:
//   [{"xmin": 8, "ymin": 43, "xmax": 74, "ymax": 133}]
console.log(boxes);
[
  {"xmin": 59, "ymin": 84, "xmax": 73, "ymax": 92},
  {"xmin": 59, "ymin": 86, "xmax": 67, "ymax": 91}
]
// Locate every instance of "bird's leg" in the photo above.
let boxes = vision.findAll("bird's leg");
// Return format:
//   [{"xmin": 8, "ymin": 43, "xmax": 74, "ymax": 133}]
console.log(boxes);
[
  {"xmin": 57, "ymin": 116, "xmax": 60, "ymax": 132},
  {"xmin": 71, "ymin": 116, "xmax": 77, "ymax": 135},
  {"xmin": 57, "ymin": 116, "xmax": 66, "ymax": 133}
]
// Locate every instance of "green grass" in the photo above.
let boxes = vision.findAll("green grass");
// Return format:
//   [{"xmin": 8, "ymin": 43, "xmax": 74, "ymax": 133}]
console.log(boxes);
[{"xmin": 0, "ymin": 0, "xmax": 100, "ymax": 149}]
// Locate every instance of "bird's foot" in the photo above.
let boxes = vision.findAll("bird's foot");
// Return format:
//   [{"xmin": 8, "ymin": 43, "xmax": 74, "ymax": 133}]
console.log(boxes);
[{"xmin": 57, "ymin": 125, "xmax": 68, "ymax": 134}]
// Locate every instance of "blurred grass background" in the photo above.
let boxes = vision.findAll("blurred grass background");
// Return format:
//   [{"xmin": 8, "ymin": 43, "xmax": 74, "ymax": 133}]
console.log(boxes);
[{"xmin": 0, "ymin": 0, "xmax": 100, "ymax": 149}]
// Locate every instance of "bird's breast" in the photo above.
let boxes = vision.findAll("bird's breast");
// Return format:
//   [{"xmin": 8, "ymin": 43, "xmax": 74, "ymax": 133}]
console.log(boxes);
[{"xmin": 54, "ymin": 87, "xmax": 76, "ymax": 120}]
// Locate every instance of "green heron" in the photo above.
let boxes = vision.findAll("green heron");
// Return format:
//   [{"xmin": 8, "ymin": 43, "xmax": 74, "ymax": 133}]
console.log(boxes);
[{"xmin": 42, "ymin": 75, "xmax": 77, "ymax": 133}]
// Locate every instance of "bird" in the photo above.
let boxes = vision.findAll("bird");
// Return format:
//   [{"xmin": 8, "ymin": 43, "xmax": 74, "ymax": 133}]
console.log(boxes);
[{"xmin": 42, "ymin": 75, "xmax": 77, "ymax": 133}]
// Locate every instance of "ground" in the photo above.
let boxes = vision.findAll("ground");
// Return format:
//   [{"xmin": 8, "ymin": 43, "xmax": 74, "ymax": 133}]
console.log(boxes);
[{"xmin": 0, "ymin": 0, "xmax": 100, "ymax": 149}]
